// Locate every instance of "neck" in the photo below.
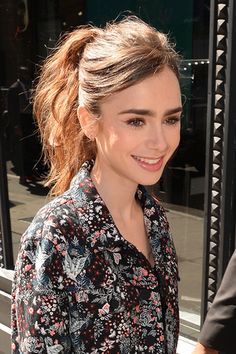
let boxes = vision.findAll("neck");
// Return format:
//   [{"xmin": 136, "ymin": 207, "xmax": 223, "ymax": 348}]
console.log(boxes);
[{"xmin": 91, "ymin": 162, "xmax": 139, "ymax": 221}]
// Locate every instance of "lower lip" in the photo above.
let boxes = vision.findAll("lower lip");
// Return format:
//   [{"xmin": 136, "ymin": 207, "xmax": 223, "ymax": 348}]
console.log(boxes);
[{"xmin": 132, "ymin": 156, "xmax": 164, "ymax": 172}]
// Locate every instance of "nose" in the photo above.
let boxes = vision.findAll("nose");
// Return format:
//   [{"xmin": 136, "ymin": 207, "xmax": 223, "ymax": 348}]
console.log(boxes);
[{"xmin": 146, "ymin": 126, "xmax": 169, "ymax": 153}]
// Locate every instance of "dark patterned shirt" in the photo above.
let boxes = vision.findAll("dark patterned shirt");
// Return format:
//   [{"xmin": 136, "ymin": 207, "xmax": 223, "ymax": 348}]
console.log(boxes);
[{"xmin": 11, "ymin": 160, "xmax": 179, "ymax": 354}]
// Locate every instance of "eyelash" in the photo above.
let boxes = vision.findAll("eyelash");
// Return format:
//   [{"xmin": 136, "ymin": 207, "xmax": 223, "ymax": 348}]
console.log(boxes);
[
  {"xmin": 126, "ymin": 118, "xmax": 144, "ymax": 127},
  {"xmin": 126, "ymin": 116, "xmax": 181, "ymax": 128},
  {"xmin": 164, "ymin": 116, "xmax": 181, "ymax": 125}
]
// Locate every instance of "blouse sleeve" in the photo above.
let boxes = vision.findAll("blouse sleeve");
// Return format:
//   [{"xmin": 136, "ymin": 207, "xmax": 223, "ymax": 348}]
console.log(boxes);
[{"xmin": 11, "ymin": 204, "xmax": 86, "ymax": 353}]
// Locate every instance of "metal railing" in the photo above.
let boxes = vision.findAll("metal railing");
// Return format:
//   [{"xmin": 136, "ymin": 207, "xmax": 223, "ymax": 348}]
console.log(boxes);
[{"xmin": 0, "ymin": 88, "xmax": 14, "ymax": 270}]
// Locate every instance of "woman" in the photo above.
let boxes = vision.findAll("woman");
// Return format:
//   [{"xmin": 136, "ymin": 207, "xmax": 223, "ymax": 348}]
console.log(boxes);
[{"xmin": 11, "ymin": 16, "xmax": 182, "ymax": 354}]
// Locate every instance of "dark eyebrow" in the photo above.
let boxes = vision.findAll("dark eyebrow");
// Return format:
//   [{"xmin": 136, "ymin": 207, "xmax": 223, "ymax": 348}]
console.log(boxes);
[
  {"xmin": 118, "ymin": 107, "xmax": 183, "ymax": 117},
  {"xmin": 164, "ymin": 107, "xmax": 183, "ymax": 115},
  {"xmin": 118, "ymin": 108, "xmax": 155, "ymax": 116}
]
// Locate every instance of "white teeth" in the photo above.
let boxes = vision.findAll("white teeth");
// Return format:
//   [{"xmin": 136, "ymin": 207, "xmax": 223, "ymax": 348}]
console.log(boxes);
[{"xmin": 133, "ymin": 156, "xmax": 161, "ymax": 164}]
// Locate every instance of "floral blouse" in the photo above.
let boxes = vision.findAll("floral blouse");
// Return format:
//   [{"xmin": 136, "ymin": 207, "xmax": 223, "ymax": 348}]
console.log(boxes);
[{"xmin": 11, "ymin": 160, "xmax": 179, "ymax": 354}]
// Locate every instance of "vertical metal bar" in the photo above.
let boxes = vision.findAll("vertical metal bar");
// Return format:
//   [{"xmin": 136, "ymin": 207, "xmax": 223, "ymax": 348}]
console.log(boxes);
[
  {"xmin": 0, "ymin": 105, "xmax": 14, "ymax": 270},
  {"xmin": 202, "ymin": 0, "xmax": 236, "ymax": 330},
  {"xmin": 201, "ymin": 0, "xmax": 220, "ymax": 323},
  {"xmin": 220, "ymin": 0, "xmax": 236, "ymax": 273}
]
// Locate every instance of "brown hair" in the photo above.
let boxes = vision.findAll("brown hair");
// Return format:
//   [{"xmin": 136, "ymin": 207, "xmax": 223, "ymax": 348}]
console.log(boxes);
[{"xmin": 34, "ymin": 16, "xmax": 180, "ymax": 196}]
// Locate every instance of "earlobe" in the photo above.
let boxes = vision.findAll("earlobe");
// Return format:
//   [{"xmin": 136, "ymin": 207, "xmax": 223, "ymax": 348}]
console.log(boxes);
[{"xmin": 77, "ymin": 106, "xmax": 98, "ymax": 140}]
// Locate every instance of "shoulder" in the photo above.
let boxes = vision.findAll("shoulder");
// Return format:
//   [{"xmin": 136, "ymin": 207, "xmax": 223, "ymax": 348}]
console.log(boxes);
[
  {"xmin": 39, "ymin": 192, "xmax": 78, "ymax": 219},
  {"xmin": 29, "ymin": 192, "xmax": 76, "ymax": 224},
  {"xmin": 229, "ymin": 249, "xmax": 236, "ymax": 266},
  {"xmin": 20, "ymin": 190, "xmax": 86, "ymax": 250},
  {"xmin": 13, "ymin": 191, "xmax": 90, "ymax": 291}
]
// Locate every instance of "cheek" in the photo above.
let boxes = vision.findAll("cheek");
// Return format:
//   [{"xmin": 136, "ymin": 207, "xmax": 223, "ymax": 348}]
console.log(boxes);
[
  {"xmin": 96, "ymin": 127, "xmax": 121, "ymax": 153},
  {"xmin": 108, "ymin": 131, "xmax": 120, "ymax": 146}
]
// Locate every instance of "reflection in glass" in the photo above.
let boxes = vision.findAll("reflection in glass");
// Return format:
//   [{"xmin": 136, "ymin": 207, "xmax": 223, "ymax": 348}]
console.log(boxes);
[{"xmin": 0, "ymin": 0, "xmax": 210, "ymax": 342}]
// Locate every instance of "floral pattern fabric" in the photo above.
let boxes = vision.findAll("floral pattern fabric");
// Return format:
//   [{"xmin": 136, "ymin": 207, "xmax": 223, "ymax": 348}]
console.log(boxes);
[{"xmin": 11, "ymin": 160, "xmax": 179, "ymax": 354}]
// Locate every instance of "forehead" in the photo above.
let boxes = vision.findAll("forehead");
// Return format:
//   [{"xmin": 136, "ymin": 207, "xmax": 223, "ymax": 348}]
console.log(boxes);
[{"xmin": 100, "ymin": 67, "xmax": 181, "ymax": 113}]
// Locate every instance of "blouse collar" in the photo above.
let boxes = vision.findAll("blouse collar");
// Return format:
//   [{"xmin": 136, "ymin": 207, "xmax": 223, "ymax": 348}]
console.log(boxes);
[
  {"xmin": 69, "ymin": 160, "xmax": 167, "ymax": 265},
  {"xmin": 70, "ymin": 159, "xmax": 149, "ymax": 210}
]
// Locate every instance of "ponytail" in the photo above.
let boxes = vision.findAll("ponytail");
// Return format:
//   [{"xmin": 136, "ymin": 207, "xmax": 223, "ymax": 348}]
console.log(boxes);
[{"xmin": 33, "ymin": 26, "xmax": 100, "ymax": 196}]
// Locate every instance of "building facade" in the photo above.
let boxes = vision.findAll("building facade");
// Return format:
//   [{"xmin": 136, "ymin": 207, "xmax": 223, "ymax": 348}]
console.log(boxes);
[{"xmin": 0, "ymin": 0, "xmax": 235, "ymax": 353}]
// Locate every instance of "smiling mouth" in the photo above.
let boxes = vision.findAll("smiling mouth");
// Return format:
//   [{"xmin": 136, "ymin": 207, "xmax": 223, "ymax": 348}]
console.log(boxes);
[{"xmin": 132, "ymin": 155, "xmax": 162, "ymax": 165}]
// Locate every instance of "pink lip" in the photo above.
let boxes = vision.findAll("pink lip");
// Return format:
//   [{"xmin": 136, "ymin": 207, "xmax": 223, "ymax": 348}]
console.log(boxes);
[{"xmin": 132, "ymin": 156, "xmax": 164, "ymax": 172}]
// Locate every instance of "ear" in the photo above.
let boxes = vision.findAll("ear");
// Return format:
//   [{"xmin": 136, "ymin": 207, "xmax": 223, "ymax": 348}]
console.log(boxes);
[{"xmin": 77, "ymin": 106, "xmax": 99, "ymax": 140}]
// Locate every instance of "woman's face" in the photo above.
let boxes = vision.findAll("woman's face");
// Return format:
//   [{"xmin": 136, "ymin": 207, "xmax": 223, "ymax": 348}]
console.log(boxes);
[{"xmin": 93, "ymin": 67, "xmax": 182, "ymax": 188}]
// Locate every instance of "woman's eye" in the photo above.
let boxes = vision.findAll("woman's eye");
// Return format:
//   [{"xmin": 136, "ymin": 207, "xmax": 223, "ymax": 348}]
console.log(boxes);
[
  {"xmin": 127, "ymin": 118, "xmax": 145, "ymax": 127},
  {"xmin": 164, "ymin": 116, "xmax": 181, "ymax": 125}
]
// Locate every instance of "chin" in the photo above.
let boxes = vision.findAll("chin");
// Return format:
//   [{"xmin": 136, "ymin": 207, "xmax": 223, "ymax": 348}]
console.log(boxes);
[{"xmin": 136, "ymin": 175, "xmax": 162, "ymax": 186}]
